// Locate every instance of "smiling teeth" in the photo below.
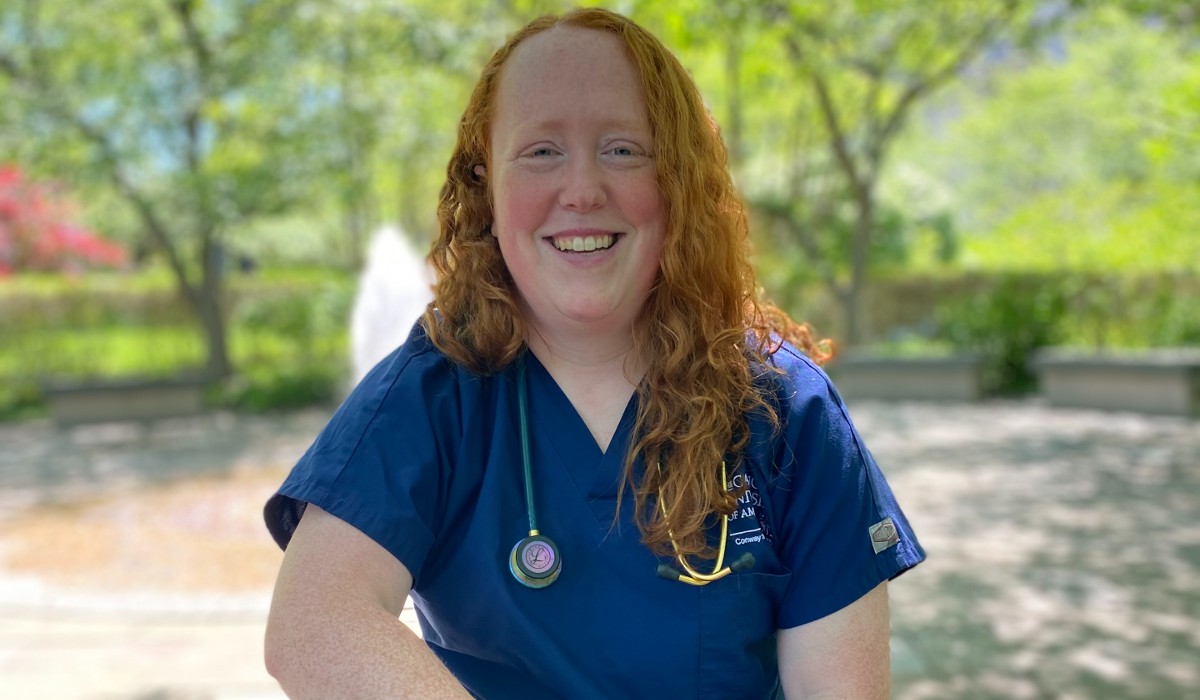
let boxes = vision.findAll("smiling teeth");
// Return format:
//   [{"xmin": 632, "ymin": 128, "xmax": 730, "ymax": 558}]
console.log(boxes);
[{"xmin": 553, "ymin": 234, "xmax": 614, "ymax": 252}]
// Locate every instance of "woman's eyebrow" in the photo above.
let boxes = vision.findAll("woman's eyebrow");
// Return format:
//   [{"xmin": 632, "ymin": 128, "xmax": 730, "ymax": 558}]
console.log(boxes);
[{"xmin": 514, "ymin": 116, "xmax": 650, "ymax": 134}]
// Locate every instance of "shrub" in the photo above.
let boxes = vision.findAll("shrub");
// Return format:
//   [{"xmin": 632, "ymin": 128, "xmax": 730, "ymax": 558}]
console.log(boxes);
[
  {"xmin": 0, "ymin": 165, "xmax": 127, "ymax": 275},
  {"xmin": 0, "ymin": 266, "xmax": 354, "ymax": 420},
  {"xmin": 937, "ymin": 275, "xmax": 1068, "ymax": 395},
  {"xmin": 217, "ymin": 363, "xmax": 343, "ymax": 412}
]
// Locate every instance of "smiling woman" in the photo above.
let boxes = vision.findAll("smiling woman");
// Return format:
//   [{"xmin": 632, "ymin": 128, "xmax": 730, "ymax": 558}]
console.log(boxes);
[
  {"xmin": 262, "ymin": 7, "xmax": 924, "ymax": 700},
  {"xmin": 486, "ymin": 24, "xmax": 666, "ymax": 361}
]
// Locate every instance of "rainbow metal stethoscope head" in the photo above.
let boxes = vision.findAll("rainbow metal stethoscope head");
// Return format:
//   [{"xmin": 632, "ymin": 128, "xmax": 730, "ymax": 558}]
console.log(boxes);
[{"xmin": 510, "ymin": 354, "xmax": 753, "ymax": 589}]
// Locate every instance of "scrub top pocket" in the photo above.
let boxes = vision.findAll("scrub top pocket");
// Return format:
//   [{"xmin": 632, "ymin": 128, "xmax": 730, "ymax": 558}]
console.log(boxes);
[{"xmin": 697, "ymin": 569, "xmax": 790, "ymax": 700}]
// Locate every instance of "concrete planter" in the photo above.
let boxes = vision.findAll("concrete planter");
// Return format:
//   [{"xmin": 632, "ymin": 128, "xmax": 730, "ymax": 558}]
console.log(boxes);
[
  {"xmin": 42, "ymin": 373, "xmax": 212, "ymax": 426},
  {"xmin": 1034, "ymin": 349, "xmax": 1200, "ymax": 417},
  {"xmin": 826, "ymin": 353, "xmax": 985, "ymax": 402}
]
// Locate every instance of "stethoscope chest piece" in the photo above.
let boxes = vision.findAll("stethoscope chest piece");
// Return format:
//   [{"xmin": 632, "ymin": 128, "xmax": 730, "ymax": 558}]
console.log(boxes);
[{"xmin": 510, "ymin": 533, "xmax": 561, "ymax": 588}]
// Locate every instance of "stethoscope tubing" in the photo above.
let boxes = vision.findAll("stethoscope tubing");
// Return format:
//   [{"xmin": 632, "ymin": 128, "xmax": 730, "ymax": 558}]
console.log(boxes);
[{"xmin": 512, "ymin": 350, "xmax": 752, "ymax": 587}]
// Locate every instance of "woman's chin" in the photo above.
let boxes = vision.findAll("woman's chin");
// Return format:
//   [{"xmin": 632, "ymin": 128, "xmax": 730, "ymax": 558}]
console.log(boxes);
[{"xmin": 534, "ymin": 301, "xmax": 630, "ymax": 332}]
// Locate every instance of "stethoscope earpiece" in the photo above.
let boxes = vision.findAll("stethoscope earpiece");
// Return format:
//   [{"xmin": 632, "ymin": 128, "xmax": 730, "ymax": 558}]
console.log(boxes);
[
  {"xmin": 730, "ymin": 552, "xmax": 756, "ymax": 572},
  {"xmin": 654, "ymin": 462, "xmax": 756, "ymax": 586},
  {"xmin": 657, "ymin": 552, "xmax": 756, "ymax": 586},
  {"xmin": 656, "ymin": 563, "xmax": 685, "ymax": 582}
]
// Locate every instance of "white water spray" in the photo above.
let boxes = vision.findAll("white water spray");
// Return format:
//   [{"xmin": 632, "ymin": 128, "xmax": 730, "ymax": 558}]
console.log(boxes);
[{"xmin": 349, "ymin": 225, "xmax": 434, "ymax": 386}]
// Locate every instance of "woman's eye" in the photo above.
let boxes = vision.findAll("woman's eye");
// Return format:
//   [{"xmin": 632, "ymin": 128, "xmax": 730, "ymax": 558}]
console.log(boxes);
[
  {"xmin": 529, "ymin": 147, "xmax": 557, "ymax": 157},
  {"xmin": 610, "ymin": 145, "xmax": 638, "ymax": 156}
]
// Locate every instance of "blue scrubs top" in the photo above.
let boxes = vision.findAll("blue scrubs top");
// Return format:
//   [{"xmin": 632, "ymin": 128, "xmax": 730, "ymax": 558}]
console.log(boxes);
[{"xmin": 265, "ymin": 322, "xmax": 924, "ymax": 699}]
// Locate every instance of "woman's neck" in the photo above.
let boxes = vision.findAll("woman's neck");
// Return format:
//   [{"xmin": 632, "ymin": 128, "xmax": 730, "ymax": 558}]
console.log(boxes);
[{"xmin": 524, "ymin": 321, "xmax": 645, "ymax": 454}]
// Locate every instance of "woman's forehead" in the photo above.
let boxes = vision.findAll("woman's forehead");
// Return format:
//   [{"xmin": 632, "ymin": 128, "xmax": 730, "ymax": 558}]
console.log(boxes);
[
  {"xmin": 504, "ymin": 25, "xmax": 630, "ymax": 78},
  {"xmin": 492, "ymin": 26, "xmax": 649, "ymax": 135}
]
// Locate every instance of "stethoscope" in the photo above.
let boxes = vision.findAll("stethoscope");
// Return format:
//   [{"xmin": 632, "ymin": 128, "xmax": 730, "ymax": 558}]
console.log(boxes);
[{"xmin": 509, "ymin": 354, "xmax": 755, "ymax": 588}]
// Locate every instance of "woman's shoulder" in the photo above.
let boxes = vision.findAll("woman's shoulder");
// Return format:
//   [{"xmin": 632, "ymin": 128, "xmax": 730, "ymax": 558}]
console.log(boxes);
[
  {"xmin": 745, "ymin": 338, "xmax": 874, "ymax": 471},
  {"xmin": 345, "ymin": 319, "xmax": 494, "ymax": 423},
  {"xmin": 756, "ymin": 338, "xmax": 843, "ymax": 415},
  {"xmin": 360, "ymin": 320, "xmax": 467, "ymax": 387}
]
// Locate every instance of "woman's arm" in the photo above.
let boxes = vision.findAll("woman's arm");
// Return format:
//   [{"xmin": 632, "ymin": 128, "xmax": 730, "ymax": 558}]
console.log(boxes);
[
  {"xmin": 264, "ymin": 504, "xmax": 471, "ymax": 699},
  {"xmin": 777, "ymin": 582, "xmax": 891, "ymax": 700}
]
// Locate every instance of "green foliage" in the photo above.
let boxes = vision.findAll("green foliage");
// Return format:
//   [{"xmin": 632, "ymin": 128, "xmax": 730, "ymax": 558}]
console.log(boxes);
[
  {"xmin": 0, "ymin": 266, "xmax": 353, "ymax": 420},
  {"xmin": 892, "ymin": 4, "xmax": 1200, "ymax": 274},
  {"xmin": 1155, "ymin": 296, "xmax": 1200, "ymax": 347},
  {"xmin": 1, "ymin": 0, "xmax": 1195, "ymax": 389},
  {"xmin": 217, "ymin": 364, "xmax": 344, "ymax": 412},
  {"xmin": 0, "ymin": 380, "xmax": 44, "ymax": 421},
  {"xmin": 960, "ymin": 181, "xmax": 1200, "ymax": 272},
  {"xmin": 1055, "ymin": 273, "xmax": 1200, "ymax": 349},
  {"xmin": 663, "ymin": 0, "xmax": 1031, "ymax": 342},
  {"xmin": 841, "ymin": 269, "xmax": 1200, "ymax": 395},
  {"xmin": 0, "ymin": 323, "xmax": 206, "ymax": 420},
  {"xmin": 936, "ymin": 275, "xmax": 1069, "ymax": 394},
  {"xmin": 232, "ymin": 275, "xmax": 354, "ymax": 363},
  {"xmin": 221, "ymin": 272, "xmax": 355, "ymax": 411}
]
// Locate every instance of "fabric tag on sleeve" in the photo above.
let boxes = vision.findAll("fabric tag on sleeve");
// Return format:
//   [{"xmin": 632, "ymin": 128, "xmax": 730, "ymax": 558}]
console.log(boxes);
[{"xmin": 869, "ymin": 517, "xmax": 900, "ymax": 554}]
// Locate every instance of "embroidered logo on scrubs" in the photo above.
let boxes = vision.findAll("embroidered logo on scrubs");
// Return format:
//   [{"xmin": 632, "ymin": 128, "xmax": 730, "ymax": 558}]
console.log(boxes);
[
  {"xmin": 726, "ymin": 471, "xmax": 773, "ymax": 546},
  {"xmin": 869, "ymin": 518, "xmax": 900, "ymax": 554}
]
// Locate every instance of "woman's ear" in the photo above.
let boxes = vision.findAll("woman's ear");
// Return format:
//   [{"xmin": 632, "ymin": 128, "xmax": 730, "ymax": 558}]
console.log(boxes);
[{"xmin": 473, "ymin": 164, "xmax": 486, "ymax": 179}]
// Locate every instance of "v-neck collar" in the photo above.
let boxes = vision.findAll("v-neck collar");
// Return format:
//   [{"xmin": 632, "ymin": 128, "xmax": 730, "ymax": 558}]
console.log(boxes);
[{"xmin": 520, "ymin": 351, "xmax": 639, "ymax": 505}]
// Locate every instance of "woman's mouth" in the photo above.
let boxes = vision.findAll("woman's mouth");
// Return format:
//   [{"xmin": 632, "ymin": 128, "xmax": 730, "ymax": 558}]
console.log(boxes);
[{"xmin": 550, "ymin": 233, "xmax": 618, "ymax": 253}]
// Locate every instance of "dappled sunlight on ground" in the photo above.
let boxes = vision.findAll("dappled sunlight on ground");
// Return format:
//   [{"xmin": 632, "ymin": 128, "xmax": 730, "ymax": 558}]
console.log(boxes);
[
  {"xmin": 0, "ymin": 402, "xmax": 1197, "ymax": 698},
  {"xmin": 864, "ymin": 401, "xmax": 1200, "ymax": 700},
  {"xmin": 0, "ymin": 466, "xmax": 286, "ymax": 594},
  {"xmin": 0, "ymin": 410, "xmax": 331, "ymax": 699}
]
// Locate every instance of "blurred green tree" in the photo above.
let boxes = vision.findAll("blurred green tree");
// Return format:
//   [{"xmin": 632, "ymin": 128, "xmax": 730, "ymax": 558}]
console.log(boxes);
[
  {"xmin": 0, "ymin": 0, "xmax": 508, "ymax": 377},
  {"xmin": 893, "ymin": 4, "xmax": 1200, "ymax": 273},
  {"xmin": 1073, "ymin": 0, "xmax": 1199, "ymax": 32},
  {"xmin": 0, "ymin": 0, "xmax": 332, "ymax": 377},
  {"xmin": 652, "ymin": 0, "xmax": 1031, "ymax": 344},
  {"xmin": 287, "ymin": 0, "xmax": 513, "ymax": 265}
]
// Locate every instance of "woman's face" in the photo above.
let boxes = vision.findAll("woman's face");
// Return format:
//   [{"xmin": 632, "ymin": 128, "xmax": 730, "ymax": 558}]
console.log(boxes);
[{"xmin": 488, "ymin": 25, "xmax": 666, "ymax": 339}]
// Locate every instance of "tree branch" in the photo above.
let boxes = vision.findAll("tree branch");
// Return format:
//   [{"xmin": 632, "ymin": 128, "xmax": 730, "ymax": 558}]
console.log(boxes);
[
  {"xmin": 166, "ymin": 0, "xmax": 211, "ymax": 175},
  {"xmin": 876, "ymin": 2, "xmax": 1020, "ymax": 154},
  {"xmin": 810, "ymin": 71, "xmax": 866, "ymax": 195},
  {"xmin": 0, "ymin": 52, "xmax": 19, "ymax": 81},
  {"xmin": 169, "ymin": 0, "xmax": 211, "ymax": 79},
  {"xmin": 72, "ymin": 113, "xmax": 199, "ymax": 307},
  {"xmin": 754, "ymin": 201, "xmax": 844, "ymax": 297},
  {"xmin": 225, "ymin": 0, "xmax": 300, "ymax": 51},
  {"xmin": 13, "ymin": 1, "xmax": 199, "ymax": 304}
]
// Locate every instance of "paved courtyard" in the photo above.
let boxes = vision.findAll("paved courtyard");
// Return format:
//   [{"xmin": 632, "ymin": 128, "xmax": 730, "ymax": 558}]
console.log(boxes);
[{"xmin": 0, "ymin": 399, "xmax": 1196, "ymax": 699}]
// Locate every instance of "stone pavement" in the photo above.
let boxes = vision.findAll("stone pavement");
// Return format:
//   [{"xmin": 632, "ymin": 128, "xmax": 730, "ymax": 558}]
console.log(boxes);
[{"xmin": 0, "ymin": 400, "xmax": 1196, "ymax": 699}]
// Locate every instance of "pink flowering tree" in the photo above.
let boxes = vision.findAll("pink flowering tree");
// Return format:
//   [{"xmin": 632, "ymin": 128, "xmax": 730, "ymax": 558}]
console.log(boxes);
[{"xmin": 0, "ymin": 165, "xmax": 127, "ymax": 275}]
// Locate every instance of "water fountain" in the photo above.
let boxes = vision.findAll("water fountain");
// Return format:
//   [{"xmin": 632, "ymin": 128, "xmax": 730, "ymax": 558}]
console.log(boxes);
[{"xmin": 349, "ymin": 225, "xmax": 434, "ymax": 386}]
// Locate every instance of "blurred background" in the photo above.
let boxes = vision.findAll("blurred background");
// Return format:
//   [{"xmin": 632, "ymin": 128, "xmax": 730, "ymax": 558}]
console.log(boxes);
[{"xmin": 0, "ymin": 0, "xmax": 1196, "ymax": 698}]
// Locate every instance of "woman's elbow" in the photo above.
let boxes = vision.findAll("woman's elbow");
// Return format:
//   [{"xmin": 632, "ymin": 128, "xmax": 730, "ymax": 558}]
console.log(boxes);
[
  {"xmin": 263, "ymin": 612, "xmax": 312, "ymax": 691},
  {"xmin": 263, "ymin": 628, "xmax": 287, "ymax": 684}
]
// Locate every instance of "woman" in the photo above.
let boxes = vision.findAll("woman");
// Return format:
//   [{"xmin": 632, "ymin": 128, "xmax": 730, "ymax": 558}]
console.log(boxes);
[{"xmin": 264, "ymin": 8, "xmax": 923, "ymax": 699}]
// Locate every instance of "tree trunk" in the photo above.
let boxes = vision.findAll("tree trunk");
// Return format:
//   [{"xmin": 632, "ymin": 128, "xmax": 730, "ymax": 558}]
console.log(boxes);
[
  {"xmin": 190, "ymin": 239, "xmax": 233, "ymax": 379},
  {"xmin": 845, "ymin": 180, "xmax": 876, "ymax": 346},
  {"xmin": 194, "ymin": 289, "xmax": 232, "ymax": 378}
]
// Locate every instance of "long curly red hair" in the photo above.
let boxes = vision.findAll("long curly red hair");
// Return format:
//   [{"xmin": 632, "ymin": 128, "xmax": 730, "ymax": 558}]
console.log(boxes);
[{"xmin": 424, "ymin": 7, "xmax": 829, "ymax": 561}]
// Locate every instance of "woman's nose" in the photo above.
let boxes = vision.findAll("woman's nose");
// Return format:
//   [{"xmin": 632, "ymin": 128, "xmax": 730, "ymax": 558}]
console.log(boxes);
[{"xmin": 558, "ymin": 156, "xmax": 607, "ymax": 212}]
